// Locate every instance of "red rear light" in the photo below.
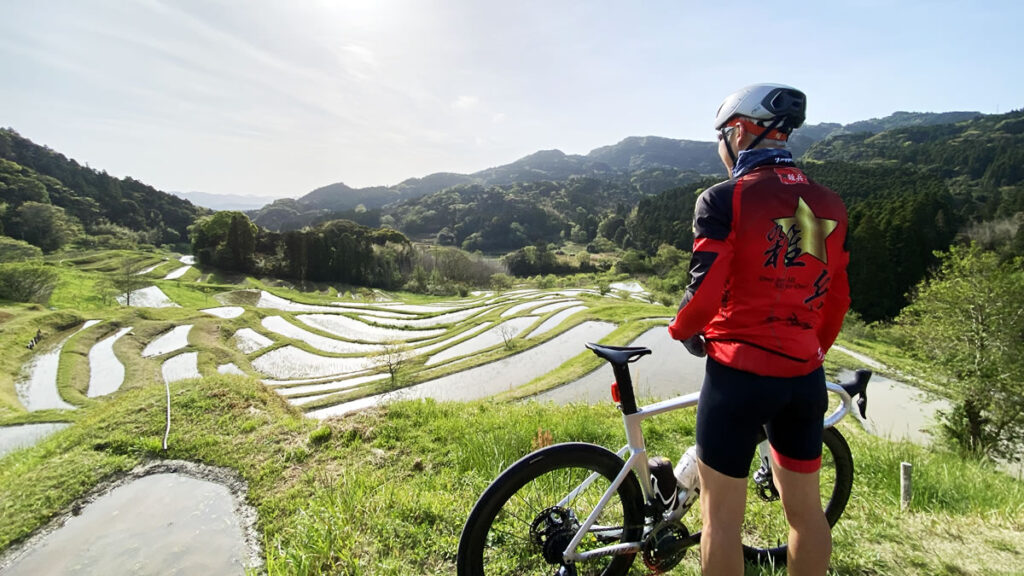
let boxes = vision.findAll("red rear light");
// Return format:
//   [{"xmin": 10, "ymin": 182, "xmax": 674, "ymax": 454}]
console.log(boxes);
[{"xmin": 610, "ymin": 381, "xmax": 621, "ymax": 403}]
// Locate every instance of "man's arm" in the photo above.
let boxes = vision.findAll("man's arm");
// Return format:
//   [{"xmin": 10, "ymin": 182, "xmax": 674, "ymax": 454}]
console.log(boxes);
[{"xmin": 668, "ymin": 183, "xmax": 734, "ymax": 341}]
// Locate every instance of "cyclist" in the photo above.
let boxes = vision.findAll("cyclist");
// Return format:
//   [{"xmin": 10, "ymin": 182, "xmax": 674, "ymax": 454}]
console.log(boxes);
[{"xmin": 668, "ymin": 83, "xmax": 850, "ymax": 575}]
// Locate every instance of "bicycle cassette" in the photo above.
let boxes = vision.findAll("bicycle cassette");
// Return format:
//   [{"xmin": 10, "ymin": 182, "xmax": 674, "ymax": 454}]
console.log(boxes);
[
  {"xmin": 530, "ymin": 506, "xmax": 579, "ymax": 565},
  {"xmin": 641, "ymin": 523, "xmax": 690, "ymax": 573}
]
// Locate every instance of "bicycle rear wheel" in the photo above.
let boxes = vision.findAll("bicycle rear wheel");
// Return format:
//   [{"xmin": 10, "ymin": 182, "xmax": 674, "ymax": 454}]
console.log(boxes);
[
  {"xmin": 740, "ymin": 426, "xmax": 854, "ymax": 565},
  {"xmin": 457, "ymin": 442, "xmax": 645, "ymax": 576}
]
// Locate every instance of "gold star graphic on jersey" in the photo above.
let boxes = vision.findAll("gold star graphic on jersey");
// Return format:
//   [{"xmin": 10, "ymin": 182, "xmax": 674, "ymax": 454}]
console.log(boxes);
[{"xmin": 773, "ymin": 197, "xmax": 838, "ymax": 264}]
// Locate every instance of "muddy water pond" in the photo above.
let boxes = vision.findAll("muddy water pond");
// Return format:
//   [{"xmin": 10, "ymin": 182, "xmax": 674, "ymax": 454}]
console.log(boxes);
[
  {"xmin": 0, "ymin": 467, "xmax": 256, "ymax": 575},
  {"xmin": 0, "ymin": 423, "xmax": 70, "ymax": 458}
]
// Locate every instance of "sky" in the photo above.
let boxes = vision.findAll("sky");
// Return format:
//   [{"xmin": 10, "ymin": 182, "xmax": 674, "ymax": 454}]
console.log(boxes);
[{"xmin": 1, "ymin": 1, "xmax": 1021, "ymax": 200}]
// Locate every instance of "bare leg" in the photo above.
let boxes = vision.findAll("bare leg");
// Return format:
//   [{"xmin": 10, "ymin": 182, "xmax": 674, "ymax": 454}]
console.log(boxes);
[
  {"xmin": 698, "ymin": 460, "xmax": 747, "ymax": 576},
  {"xmin": 771, "ymin": 461, "xmax": 832, "ymax": 576}
]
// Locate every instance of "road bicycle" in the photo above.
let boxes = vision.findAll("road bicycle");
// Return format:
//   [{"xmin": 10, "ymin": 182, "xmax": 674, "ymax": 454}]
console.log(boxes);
[{"xmin": 457, "ymin": 342, "xmax": 871, "ymax": 575}]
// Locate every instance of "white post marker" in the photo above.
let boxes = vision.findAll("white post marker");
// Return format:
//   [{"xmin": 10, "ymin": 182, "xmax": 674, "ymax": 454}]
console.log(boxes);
[{"xmin": 900, "ymin": 461, "xmax": 912, "ymax": 511}]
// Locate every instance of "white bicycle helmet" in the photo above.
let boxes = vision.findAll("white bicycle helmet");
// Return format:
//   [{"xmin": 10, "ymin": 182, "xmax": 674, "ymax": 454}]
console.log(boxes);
[{"xmin": 714, "ymin": 83, "xmax": 807, "ymax": 133}]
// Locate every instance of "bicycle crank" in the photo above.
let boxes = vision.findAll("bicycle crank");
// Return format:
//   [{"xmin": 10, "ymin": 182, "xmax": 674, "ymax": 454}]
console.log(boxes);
[{"xmin": 641, "ymin": 523, "xmax": 691, "ymax": 573}]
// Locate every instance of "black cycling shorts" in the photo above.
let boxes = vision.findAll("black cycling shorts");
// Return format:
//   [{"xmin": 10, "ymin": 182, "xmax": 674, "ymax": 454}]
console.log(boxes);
[{"xmin": 695, "ymin": 356, "xmax": 827, "ymax": 478}]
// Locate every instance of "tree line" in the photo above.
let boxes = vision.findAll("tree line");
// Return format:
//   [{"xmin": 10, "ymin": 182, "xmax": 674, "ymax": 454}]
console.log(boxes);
[{"xmin": 189, "ymin": 211, "xmax": 502, "ymax": 295}]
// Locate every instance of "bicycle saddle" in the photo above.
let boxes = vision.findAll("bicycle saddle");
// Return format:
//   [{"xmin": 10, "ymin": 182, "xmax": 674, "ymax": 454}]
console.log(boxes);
[{"xmin": 585, "ymin": 342, "xmax": 652, "ymax": 365}]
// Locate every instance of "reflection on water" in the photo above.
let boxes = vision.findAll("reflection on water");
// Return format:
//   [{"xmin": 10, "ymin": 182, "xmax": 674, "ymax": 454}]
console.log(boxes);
[{"xmin": 1, "ymin": 473, "xmax": 249, "ymax": 576}]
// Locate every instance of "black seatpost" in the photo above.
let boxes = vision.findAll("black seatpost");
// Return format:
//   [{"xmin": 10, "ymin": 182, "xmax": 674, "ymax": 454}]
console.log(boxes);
[{"xmin": 610, "ymin": 362, "xmax": 639, "ymax": 415}]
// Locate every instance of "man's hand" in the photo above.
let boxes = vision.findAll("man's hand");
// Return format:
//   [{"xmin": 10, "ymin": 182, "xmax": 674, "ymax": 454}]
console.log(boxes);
[{"xmin": 682, "ymin": 334, "xmax": 706, "ymax": 357}]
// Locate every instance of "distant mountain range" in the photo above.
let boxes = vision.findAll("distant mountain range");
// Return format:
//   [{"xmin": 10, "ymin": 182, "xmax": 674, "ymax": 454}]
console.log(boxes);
[
  {"xmin": 249, "ymin": 111, "xmax": 982, "ymax": 231},
  {"xmin": 170, "ymin": 190, "xmax": 283, "ymax": 211}
]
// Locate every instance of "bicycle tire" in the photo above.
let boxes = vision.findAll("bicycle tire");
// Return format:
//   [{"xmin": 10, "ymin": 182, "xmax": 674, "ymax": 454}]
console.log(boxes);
[
  {"xmin": 741, "ymin": 426, "xmax": 854, "ymax": 565},
  {"xmin": 457, "ymin": 442, "xmax": 646, "ymax": 576}
]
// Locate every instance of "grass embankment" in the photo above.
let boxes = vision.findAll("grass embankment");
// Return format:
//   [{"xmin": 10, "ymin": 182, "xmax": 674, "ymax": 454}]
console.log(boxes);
[{"xmin": 2, "ymin": 371, "xmax": 1021, "ymax": 575}]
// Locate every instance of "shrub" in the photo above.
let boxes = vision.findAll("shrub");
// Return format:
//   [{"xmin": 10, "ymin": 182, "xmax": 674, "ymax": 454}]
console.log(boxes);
[
  {"xmin": 0, "ymin": 262, "xmax": 59, "ymax": 303},
  {"xmin": 0, "ymin": 236, "xmax": 43, "ymax": 263}
]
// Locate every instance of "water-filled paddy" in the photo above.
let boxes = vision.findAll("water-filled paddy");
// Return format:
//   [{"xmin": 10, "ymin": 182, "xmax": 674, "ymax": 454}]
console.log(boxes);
[
  {"xmin": 162, "ymin": 352, "xmax": 200, "ymax": 383},
  {"xmin": 116, "ymin": 286, "xmax": 179, "ymax": 308},
  {"xmin": 309, "ymin": 320, "xmax": 617, "ymax": 419},
  {"xmin": 141, "ymin": 325, "xmax": 192, "ymax": 358},
  {"xmin": 0, "ymin": 423, "xmax": 70, "ymax": 458},
  {"xmin": 261, "ymin": 316, "xmax": 385, "ymax": 354},
  {"xmin": 297, "ymin": 314, "xmax": 446, "ymax": 342},
  {"xmin": 87, "ymin": 326, "xmax": 133, "ymax": 398},
  {"xmin": 217, "ymin": 363, "xmax": 245, "ymax": 375},
  {"xmin": 251, "ymin": 346, "xmax": 370, "ymax": 380},
  {"xmin": 0, "ymin": 469, "xmax": 254, "ymax": 575},
  {"xmin": 162, "ymin": 265, "xmax": 192, "ymax": 280},
  {"xmin": 16, "ymin": 320, "xmax": 101, "ymax": 411},
  {"xmin": 201, "ymin": 306, "xmax": 245, "ymax": 319},
  {"xmin": 232, "ymin": 328, "xmax": 273, "ymax": 354},
  {"xmin": 527, "ymin": 305, "xmax": 589, "ymax": 337},
  {"xmin": 424, "ymin": 316, "xmax": 537, "ymax": 366},
  {"xmin": 358, "ymin": 305, "xmax": 494, "ymax": 328},
  {"xmin": 534, "ymin": 326, "xmax": 705, "ymax": 404}
]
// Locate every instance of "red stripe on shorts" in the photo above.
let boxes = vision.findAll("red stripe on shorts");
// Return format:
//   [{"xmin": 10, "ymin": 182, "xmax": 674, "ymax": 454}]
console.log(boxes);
[{"xmin": 771, "ymin": 446, "xmax": 822, "ymax": 474}]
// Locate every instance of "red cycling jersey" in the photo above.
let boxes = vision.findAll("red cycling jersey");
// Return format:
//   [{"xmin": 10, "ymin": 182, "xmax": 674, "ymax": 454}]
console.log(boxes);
[{"xmin": 668, "ymin": 155, "xmax": 850, "ymax": 377}]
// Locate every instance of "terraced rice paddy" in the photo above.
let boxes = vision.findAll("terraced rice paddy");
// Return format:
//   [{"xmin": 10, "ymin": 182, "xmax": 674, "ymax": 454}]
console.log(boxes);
[
  {"xmin": 162, "ymin": 352, "xmax": 201, "ymax": 384},
  {"xmin": 16, "ymin": 320, "xmax": 101, "ymax": 411},
  {"xmin": 9, "ymin": 280, "xmax": 665, "ymax": 420},
  {"xmin": 307, "ymin": 321, "xmax": 617, "ymax": 419},
  {"xmin": 0, "ymin": 423, "xmax": 71, "ymax": 458},
  {"xmin": 116, "ymin": 286, "xmax": 180, "ymax": 308},
  {"xmin": 297, "ymin": 314, "xmax": 447, "ymax": 342},
  {"xmin": 141, "ymin": 325, "xmax": 193, "ymax": 358},
  {"xmin": 232, "ymin": 329, "xmax": 273, "ymax": 354},
  {"xmin": 87, "ymin": 326, "xmax": 133, "ymax": 398},
  {"xmin": 201, "ymin": 306, "xmax": 244, "ymax": 319}
]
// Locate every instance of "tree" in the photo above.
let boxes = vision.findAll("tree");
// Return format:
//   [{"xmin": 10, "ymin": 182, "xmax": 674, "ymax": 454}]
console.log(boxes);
[
  {"xmin": 371, "ymin": 343, "xmax": 411, "ymax": 390},
  {"xmin": 14, "ymin": 201, "xmax": 81, "ymax": 252},
  {"xmin": 896, "ymin": 244, "xmax": 1024, "ymax": 461},
  {"xmin": 190, "ymin": 211, "xmax": 257, "ymax": 272},
  {"xmin": 112, "ymin": 257, "xmax": 145, "ymax": 306}
]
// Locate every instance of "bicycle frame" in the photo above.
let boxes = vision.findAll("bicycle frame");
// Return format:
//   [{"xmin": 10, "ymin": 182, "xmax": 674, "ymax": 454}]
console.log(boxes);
[{"xmin": 561, "ymin": 382, "xmax": 856, "ymax": 563}]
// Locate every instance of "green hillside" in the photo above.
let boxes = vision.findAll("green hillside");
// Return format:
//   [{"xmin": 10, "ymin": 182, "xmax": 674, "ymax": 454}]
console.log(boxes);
[{"xmin": 0, "ymin": 128, "xmax": 205, "ymax": 250}]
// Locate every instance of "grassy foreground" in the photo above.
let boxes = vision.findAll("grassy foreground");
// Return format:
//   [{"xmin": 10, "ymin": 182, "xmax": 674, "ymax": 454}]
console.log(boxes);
[{"xmin": 1, "ymin": 372, "xmax": 1021, "ymax": 575}]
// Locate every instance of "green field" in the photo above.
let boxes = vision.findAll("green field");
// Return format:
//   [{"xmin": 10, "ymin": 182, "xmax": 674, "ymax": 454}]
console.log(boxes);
[{"xmin": 1, "ymin": 249, "xmax": 1021, "ymax": 575}]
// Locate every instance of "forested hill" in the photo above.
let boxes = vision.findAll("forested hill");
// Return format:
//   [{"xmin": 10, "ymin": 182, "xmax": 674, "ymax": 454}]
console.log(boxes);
[
  {"xmin": 251, "ymin": 111, "xmax": 982, "ymax": 231},
  {"xmin": 628, "ymin": 109, "xmax": 1024, "ymax": 323},
  {"xmin": 805, "ymin": 110, "xmax": 1024, "ymax": 205},
  {"xmin": 0, "ymin": 128, "xmax": 204, "ymax": 250}
]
